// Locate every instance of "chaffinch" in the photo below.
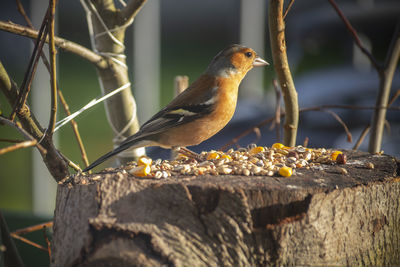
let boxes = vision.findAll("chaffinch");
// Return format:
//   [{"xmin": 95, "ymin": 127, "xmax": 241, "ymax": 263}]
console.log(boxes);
[{"xmin": 84, "ymin": 44, "xmax": 269, "ymax": 171}]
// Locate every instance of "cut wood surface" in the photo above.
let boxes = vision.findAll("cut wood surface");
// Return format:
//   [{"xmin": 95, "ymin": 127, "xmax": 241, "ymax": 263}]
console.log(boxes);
[{"xmin": 52, "ymin": 150, "xmax": 399, "ymax": 266}]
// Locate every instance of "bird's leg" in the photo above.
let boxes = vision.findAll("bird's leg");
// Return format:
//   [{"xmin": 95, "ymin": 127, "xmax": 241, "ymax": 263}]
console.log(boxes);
[{"xmin": 173, "ymin": 147, "xmax": 203, "ymax": 161}]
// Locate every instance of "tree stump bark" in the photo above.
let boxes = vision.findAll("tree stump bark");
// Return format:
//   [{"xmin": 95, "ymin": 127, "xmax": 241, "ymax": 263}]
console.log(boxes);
[{"xmin": 51, "ymin": 151, "xmax": 400, "ymax": 266}]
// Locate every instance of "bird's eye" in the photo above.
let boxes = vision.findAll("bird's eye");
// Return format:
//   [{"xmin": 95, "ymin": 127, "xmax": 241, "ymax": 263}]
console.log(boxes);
[{"xmin": 245, "ymin": 52, "xmax": 253, "ymax": 58}]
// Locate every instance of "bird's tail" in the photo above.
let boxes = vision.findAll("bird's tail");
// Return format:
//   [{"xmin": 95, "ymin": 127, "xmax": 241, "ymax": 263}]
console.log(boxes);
[{"xmin": 83, "ymin": 136, "xmax": 145, "ymax": 172}]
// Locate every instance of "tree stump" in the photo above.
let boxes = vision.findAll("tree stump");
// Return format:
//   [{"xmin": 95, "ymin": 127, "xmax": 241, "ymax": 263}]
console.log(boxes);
[{"xmin": 51, "ymin": 151, "xmax": 400, "ymax": 266}]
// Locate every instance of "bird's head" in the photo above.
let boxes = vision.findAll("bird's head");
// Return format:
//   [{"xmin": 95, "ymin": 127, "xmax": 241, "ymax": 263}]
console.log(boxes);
[{"xmin": 205, "ymin": 44, "xmax": 269, "ymax": 78}]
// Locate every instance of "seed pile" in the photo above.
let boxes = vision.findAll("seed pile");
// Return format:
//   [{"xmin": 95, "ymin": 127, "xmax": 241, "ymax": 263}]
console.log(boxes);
[{"xmin": 123, "ymin": 143, "xmax": 345, "ymax": 179}]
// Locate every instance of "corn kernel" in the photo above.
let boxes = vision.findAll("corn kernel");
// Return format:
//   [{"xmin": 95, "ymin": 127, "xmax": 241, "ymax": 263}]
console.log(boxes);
[
  {"xmin": 249, "ymin": 146, "xmax": 265, "ymax": 154},
  {"xmin": 330, "ymin": 151, "xmax": 342, "ymax": 161},
  {"xmin": 138, "ymin": 156, "xmax": 152, "ymax": 166},
  {"xmin": 279, "ymin": 166, "xmax": 293, "ymax": 177},
  {"xmin": 272, "ymin": 143, "xmax": 285, "ymax": 149},
  {"xmin": 129, "ymin": 165, "xmax": 151, "ymax": 177},
  {"xmin": 207, "ymin": 152, "xmax": 220, "ymax": 160},
  {"xmin": 221, "ymin": 154, "xmax": 232, "ymax": 160}
]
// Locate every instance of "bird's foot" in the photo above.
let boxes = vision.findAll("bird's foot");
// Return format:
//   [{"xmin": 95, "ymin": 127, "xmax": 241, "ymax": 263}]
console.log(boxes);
[{"xmin": 174, "ymin": 147, "xmax": 203, "ymax": 162}]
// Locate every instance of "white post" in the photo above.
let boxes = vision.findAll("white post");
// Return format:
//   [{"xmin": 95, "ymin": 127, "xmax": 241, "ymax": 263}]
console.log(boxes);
[
  {"xmin": 31, "ymin": 0, "xmax": 57, "ymax": 217},
  {"xmin": 239, "ymin": 0, "xmax": 266, "ymax": 100},
  {"xmin": 133, "ymin": 0, "xmax": 161, "ymax": 123}
]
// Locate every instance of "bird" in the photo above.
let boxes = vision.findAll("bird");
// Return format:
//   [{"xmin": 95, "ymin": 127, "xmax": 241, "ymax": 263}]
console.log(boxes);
[{"xmin": 83, "ymin": 44, "xmax": 269, "ymax": 172}]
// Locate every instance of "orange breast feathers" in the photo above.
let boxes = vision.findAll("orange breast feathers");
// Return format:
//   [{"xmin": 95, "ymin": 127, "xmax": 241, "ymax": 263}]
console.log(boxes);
[{"xmin": 156, "ymin": 75, "xmax": 241, "ymax": 147}]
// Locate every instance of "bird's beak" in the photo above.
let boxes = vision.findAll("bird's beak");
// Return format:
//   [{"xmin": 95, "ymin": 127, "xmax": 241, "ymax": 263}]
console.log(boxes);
[{"xmin": 253, "ymin": 56, "xmax": 269, "ymax": 67}]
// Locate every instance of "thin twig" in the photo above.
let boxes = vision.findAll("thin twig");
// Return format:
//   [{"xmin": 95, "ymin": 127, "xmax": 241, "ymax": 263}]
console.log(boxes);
[
  {"xmin": 9, "ymin": 220, "xmax": 52, "ymax": 253},
  {"xmin": 10, "ymin": 233, "xmax": 48, "ymax": 252},
  {"xmin": 0, "ymin": 20, "xmax": 107, "ymax": 69},
  {"xmin": 322, "ymin": 110, "xmax": 352, "ymax": 142},
  {"xmin": 353, "ymin": 125, "xmax": 370, "ymax": 150},
  {"xmin": 59, "ymin": 152, "xmax": 82, "ymax": 172},
  {"xmin": 0, "ymin": 138, "xmax": 24, "ymax": 143},
  {"xmin": 120, "ymin": 0, "xmax": 147, "ymax": 27},
  {"xmin": 43, "ymin": 227, "xmax": 51, "ymax": 260},
  {"xmin": 0, "ymin": 116, "xmax": 46, "ymax": 154},
  {"xmin": 16, "ymin": 0, "xmax": 34, "ymax": 28},
  {"xmin": 0, "ymin": 140, "xmax": 37, "ymax": 155},
  {"xmin": 384, "ymin": 119, "xmax": 391, "ymax": 136},
  {"xmin": 328, "ymin": 0, "xmax": 380, "ymax": 71},
  {"xmin": 15, "ymin": 0, "xmax": 90, "ymax": 167},
  {"xmin": 388, "ymin": 89, "xmax": 400, "ymax": 106},
  {"xmin": 12, "ymin": 221, "xmax": 53, "ymax": 235},
  {"xmin": 283, "ymin": 0, "xmax": 295, "ymax": 20},
  {"xmin": 47, "ymin": 0, "xmax": 58, "ymax": 135},
  {"xmin": 57, "ymin": 89, "xmax": 90, "ymax": 167},
  {"xmin": 10, "ymin": 12, "xmax": 49, "ymax": 121}
]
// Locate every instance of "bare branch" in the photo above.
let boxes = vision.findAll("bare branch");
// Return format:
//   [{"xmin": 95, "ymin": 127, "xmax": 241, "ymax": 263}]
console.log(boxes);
[
  {"xmin": 354, "ymin": 90, "xmax": 399, "ymax": 150},
  {"xmin": 328, "ymin": 0, "xmax": 381, "ymax": 71},
  {"xmin": 353, "ymin": 125, "xmax": 370, "ymax": 150},
  {"xmin": 16, "ymin": 0, "xmax": 34, "ymax": 28},
  {"xmin": 0, "ymin": 140, "xmax": 37, "ymax": 155},
  {"xmin": 269, "ymin": 0, "xmax": 299, "ymax": 146},
  {"xmin": 0, "ymin": 61, "xmax": 69, "ymax": 180},
  {"xmin": 0, "ymin": 138, "xmax": 24, "ymax": 143},
  {"xmin": 369, "ymin": 22, "xmax": 400, "ymax": 153},
  {"xmin": 388, "ymin": 89, "xmax": 400, "ymax": 106},
  {"xmin": 80, "ymin": 0, "xmax": 143, "ymax": 165},
  {"xmin": 11, "ymin": 221, "xmax": 53, "ymax": 236},
  {"xmin": 47, "ymin": 0, "xmax": 58, "ymax": 135},
  {"xmin": 323, "ymin": 110, "xmax": 352, "ymax": 142},
  {"xmin": 10, "ymin": 233, "xmax": 48, "ymax": 252},
  {"xmin": 0, "ymin": 20, "xmax": 107, "ymax": 69},
  {"xmin": 57, "ymin": 89, "xmax": 90, "ymax": 168},
  {"xmin": 283, "ymin": 0, "xmax": 295, "ymax": 20},
  {"xmin": 15, "ymin": 0, "xmax": 90, "ymax": 167},
  {"xmin": 10, "ymin": 12, "xmax": 49, "ymax": 121}
]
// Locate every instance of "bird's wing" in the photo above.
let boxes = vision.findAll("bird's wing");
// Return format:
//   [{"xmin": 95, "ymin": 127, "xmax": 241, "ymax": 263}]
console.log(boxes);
[{"xmin": 135, "ymin": 75, "xmax": 219, "ymax": 137}]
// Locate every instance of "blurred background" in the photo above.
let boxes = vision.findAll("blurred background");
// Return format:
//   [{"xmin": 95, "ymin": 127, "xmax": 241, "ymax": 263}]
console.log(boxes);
[{"xmin": 0, "ymin": 0, "xmax": 399, "ymax": 265}]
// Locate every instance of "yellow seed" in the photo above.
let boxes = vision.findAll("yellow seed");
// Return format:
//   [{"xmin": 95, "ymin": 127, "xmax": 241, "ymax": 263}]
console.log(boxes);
[
  {"xmin": 272, "ymin": 143, "xmax": 285, "ymax": 149},
  {"xmin": 279, "ymin": 166, "xmax": 293, "ymax": 177},
  {"xmin": 130, "ymin": 165, "xmax": 151, "ymax": 177},
  {"xmin": 330, "ymin": 151, "xmax": 342, "ymax": 161},
  {"xmin": 221, "ymin": 154, "xmax": 232, "ymax": 160},
  {"xmin": 138, "ymin": 156, "xmax": 152, "ymax": 166},
  {"xmin": 249, "ymin": 146, "xmax": 265, "ymax": 154},
  {"xmin": 207, "ymin": 152, "xmax": 220, "ymax": 160}
]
